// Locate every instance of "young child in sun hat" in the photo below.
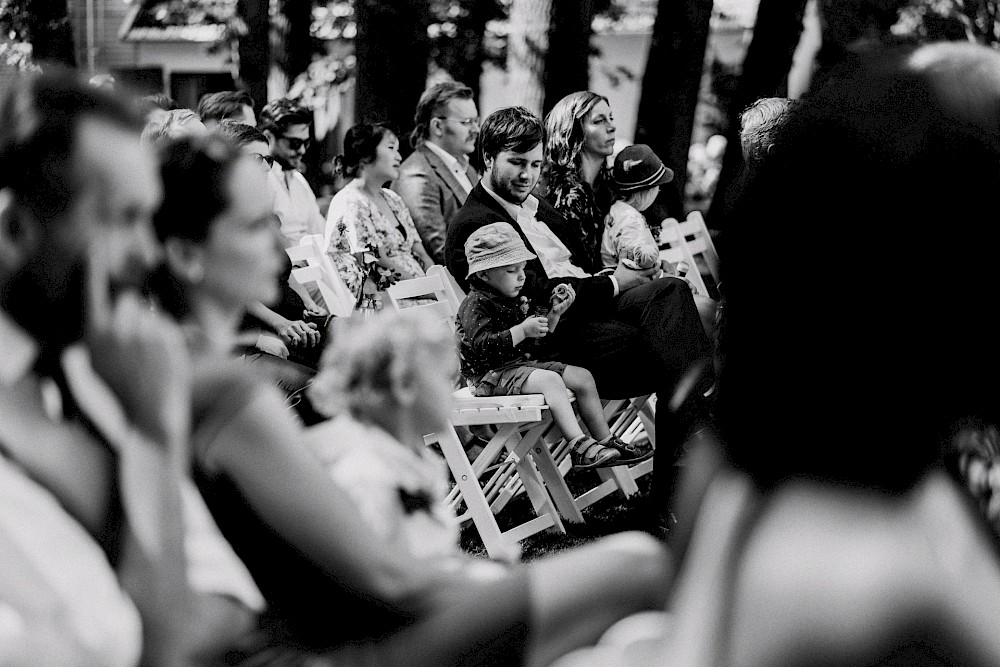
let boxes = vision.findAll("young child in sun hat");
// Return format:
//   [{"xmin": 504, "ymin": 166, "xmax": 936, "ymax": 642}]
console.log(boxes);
[
  {"xmin": 457, "ymin": 221, "xmax": 653, "ymax": 469},
  {"xmin": 600, "ymin": 144, "xmax": 675, "ymax": 273}
]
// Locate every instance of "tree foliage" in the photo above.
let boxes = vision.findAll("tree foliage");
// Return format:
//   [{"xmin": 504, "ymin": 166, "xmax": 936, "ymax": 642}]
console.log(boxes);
[
  {"xmin": 1, "ymin": 0, "xmax": 75, "ymax": 71},
  {"xmin": 896, "ymin": 0, "xmax": 1000, "ymax": 44}
]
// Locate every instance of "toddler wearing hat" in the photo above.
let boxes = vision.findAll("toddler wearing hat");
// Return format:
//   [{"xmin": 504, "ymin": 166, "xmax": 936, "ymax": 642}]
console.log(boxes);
[
  {"xmin": 601, "ymin": 144, "xmax": 674, "ymax": 273},
  {"xmin": 457, "ymin": 222, "xmax": 653, "ymax": 469}
]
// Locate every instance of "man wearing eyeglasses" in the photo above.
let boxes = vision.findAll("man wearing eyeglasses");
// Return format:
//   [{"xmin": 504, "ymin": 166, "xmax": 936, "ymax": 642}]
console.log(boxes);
[
  {"xmin": 393, "ymin": 81, "xmax": 480, "ymax": 265},
  {"xmin": 259, "ymin": 98, "xmax": 326, "ymax": 247}
]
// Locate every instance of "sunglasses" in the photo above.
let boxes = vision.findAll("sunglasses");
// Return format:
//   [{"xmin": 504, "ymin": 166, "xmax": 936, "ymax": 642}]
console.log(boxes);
[
  {"xmin": 252, "ymin": 153, "xmax": 275, "ymax": 168},
  {"xmin": 281, "ymin": 135, "xmax": 311, "ymax": 151}
]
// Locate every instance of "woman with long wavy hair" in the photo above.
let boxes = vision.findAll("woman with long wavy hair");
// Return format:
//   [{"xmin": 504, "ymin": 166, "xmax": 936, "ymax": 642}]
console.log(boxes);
[{"xmin": 541, "ymin": 91, "xmax": 619, "ymax": 274}]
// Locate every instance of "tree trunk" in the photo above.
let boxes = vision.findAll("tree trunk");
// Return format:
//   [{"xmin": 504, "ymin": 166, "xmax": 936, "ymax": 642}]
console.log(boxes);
[
  {"xmin": 434, "ymin": 0, "xmax": 499, "ymax": 102},
  {"xmin": 237, "ymin": 0, "xmax": 270, "ymax": 114},
  {"xmin": 284, "ymin": 0, "xmax": 314, "ymax": 84},
  {"xmin": 542, "ymin": 0, "xmax": 598, "ymax": 116},
  {"xmin": 26, "ymin": 0, "xmax": 75, "ymax": 67},
  {"xmin": 505, "ymin": 0, "xmax": 551, "ymax": 116},
  {"xmin": 635, "ymin": 0, "xmax": 713, "ymax": 219},
  {"xmin": 706, "ymin": 0, "xmax": 808, "ymax": 233},
  {"xmin": 355, "ymin": 0, "xmax": 432, "ymax": 151}
]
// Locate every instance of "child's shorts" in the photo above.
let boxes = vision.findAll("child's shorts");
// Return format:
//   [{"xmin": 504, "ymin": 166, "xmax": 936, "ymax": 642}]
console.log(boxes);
[{"xmin": 472, "ymin": 360, "xmax": 569, "ymax": 397}]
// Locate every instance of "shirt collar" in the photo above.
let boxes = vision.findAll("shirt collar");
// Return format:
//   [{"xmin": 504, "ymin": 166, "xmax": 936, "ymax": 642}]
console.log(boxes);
[
  {"xmin": 481, "ymin": 179, "xmax": 539, "ymax": 222},
  {"xmin": 424, "ymin": 140, "xmax": 470, "ymax": 172},
  {"xmin": 0, "ymin": 310, "xmax": 39, "ymax": 387}
]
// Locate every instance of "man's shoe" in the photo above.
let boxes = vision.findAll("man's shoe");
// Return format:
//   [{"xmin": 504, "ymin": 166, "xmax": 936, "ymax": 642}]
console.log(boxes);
[{"xmin": 604, "ymin": 435, "xmax": 654, "ymax": 463}]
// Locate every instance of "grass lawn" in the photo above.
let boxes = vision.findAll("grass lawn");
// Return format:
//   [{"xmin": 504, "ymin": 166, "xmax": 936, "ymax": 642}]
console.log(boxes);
[{"xmin": 458, "ymin": 467, "xmax": 668, "ymax": 563}]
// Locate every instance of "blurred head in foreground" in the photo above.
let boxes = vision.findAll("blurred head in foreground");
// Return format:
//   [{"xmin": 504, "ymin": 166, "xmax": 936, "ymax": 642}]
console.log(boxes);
[{"xmin": 718, "ymin": 41, "xmax": 1000, "ymax": 493}]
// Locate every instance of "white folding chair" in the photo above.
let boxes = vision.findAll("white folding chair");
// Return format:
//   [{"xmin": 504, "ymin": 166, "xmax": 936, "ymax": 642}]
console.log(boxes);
[
  {"xmin": 658, "ymin": 218, "xmax": 711, "ymax": 298},
  {"xmin": 676, "ymin": 210, "xmax": 720, "ymax": 291},
  {"xmin": 285, "ymin": 234, "xmax": 356, "ymax": 318}
]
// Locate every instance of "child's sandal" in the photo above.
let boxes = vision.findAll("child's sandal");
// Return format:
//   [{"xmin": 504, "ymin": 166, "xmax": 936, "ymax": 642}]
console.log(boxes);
[{"xmin": 570, "ymin": 438, "xmax": 621, "ymax": 470}]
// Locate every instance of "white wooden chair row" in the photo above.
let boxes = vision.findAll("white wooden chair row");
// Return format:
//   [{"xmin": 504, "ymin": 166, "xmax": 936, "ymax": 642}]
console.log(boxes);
[
  {"xmin": 387, "ymin": 265, "xmax": 656, "ymax": 561},
  {"xmin": 658, "ymin": 210, "xmax": 721, "ymax": 298},
  {"xmin": 285, "ymin": 234, "xmax": 357, "ymax": 318}
]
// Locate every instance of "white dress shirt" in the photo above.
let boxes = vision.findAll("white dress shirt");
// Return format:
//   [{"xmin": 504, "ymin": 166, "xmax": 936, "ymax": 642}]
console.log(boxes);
[
  {"xmin": 424, "ymin": 140, "xmax": 474, "ymax": 195},
  {"xmin": 481, "ymin": 180, "xmax": 591, "ymax": 280},
  {"xmin": 0, "ymin": 312, "xmax": 140, "ymax": 666},
  {"xmin": 273, "ymin": 166, "xmax": 327, "ymax": 246}
]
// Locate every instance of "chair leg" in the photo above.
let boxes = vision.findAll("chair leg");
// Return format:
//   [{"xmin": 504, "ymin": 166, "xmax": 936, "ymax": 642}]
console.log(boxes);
[
  {"xmin": 507, "ymin": 428, "xmax": 568, "ymax": 534},
  {"xmin": 528, "ymin": 433, "xmax": 586, "ymax": 524},
  {"xmin": 433, "ymin": 424, "xmax": 520, "ymax": 561}
]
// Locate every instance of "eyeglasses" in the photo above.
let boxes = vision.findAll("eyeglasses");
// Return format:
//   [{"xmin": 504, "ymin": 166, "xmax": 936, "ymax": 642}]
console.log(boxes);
[
  {"xmin": 280, "ymin": 135, "xmax": 311, "ymax": 151},
  {"xmin": 435, "ymin": 116, "xmax": 480, "ymax": 128},
  {"xmin": 252, "ymin": 153, "xmax": 275, "ymax": 168}
]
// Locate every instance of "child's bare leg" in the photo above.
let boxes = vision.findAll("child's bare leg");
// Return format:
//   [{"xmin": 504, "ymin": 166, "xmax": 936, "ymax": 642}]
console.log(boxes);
[
  {"xmin": 524, "ymin": 369, "xmax": 620, "ymax": 469},
  {"xmin": 563, "ymin": 366, "xmax": 656, "ymax": 465},
  {"xmin": 561, "ymin": 365, "xmax": 610, "ymax": 441},
  {"xmin": 522, "ymin": 369, "xmax": 583, "ymax": 441}
]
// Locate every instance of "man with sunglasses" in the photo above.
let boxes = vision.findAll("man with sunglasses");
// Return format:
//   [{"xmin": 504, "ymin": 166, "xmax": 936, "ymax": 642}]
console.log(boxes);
[
  {"xmin": 393, "ymin": 81, "xmax": 481, "ymax": 265},
  {"xmin": 259, "ymin": 98, "xmax": 326, "ymax": 247}
]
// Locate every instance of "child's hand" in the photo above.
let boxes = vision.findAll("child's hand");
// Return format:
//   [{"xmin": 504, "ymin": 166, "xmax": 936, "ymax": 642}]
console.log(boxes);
[
  {"xmin": 520, "ymin": 316, "xmax": 550, "ymax": 338},
  {"xmin": 550, "ymin": 283, "xmax": 576, "ymax": 316}
]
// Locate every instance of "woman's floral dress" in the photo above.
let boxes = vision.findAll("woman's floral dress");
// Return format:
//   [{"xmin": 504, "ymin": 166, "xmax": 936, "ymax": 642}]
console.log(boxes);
[
  {"xmin": 323, "ymin": 180, "xmax": 426, "ymax": 307},
  {"xmin": 541, "ymin": 162, "xmax": 618, "ymax": 275}
]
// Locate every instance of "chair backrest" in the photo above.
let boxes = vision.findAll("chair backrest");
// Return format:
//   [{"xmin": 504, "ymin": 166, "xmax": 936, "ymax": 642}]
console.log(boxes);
[
  {"xmin": 383, "ymin": 270, "xmax": 459, "ymax": 325},
  {"xmin": 426, "ymin": 264, "xmax": 465, "ymax": 309},
  {"xmin": 658, "ymin": 218, "xmax": 711, "ymax": 298},
  {"xmin": 286, "ymin": 234, "xmax": 356, "ymax": 318},
  {"xmin": 676, "ymin": 210, "xmax": 720, "ymax": 285}
]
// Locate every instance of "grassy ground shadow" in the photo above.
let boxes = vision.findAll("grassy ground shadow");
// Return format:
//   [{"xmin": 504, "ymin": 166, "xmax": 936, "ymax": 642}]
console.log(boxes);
[{"xmin": 458, "ymin": 467, "xmax": 668, "ymax": 562}]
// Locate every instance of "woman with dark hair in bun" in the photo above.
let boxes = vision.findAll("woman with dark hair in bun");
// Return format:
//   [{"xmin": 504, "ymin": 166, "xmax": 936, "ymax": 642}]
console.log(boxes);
[{"xmin": 323, "ymin": 123, "xmax": 433, "ymax": 309}]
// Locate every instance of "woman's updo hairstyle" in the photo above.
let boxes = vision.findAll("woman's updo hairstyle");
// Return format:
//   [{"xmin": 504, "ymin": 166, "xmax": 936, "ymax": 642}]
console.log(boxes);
[
  {"xmin": 152, "ymin": 132, "xmax": 242, "ymax": 244},
  {"xmin": 332, "ymin": 122, "xmax": 396, "ymax": 179},
  {"xmin": 149, "ymin": 132, "xmax": 243, "ymax": 317}
]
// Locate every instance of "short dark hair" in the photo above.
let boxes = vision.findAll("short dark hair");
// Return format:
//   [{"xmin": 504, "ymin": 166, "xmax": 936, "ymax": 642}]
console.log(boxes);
[
  {"xmin": 140, "ymin": 108, "xmax": 202, "ymax": 147},
  {"xmin": 478, "ymin": 106, "xmax": 543, "ymax": 165},
  {"xmin": 216, "ymin": 119, "xmax": 269, "ymax": 148},
  {"xmin": 258, "ymin": 98, "xmax": 312, "ymax": 136},
  {"xmin": 0, "ymin": 67, "xmax": 144, "ymax": 228},
  {"xmin": 410, "ymin": 80, "xmax": 474, "ymax": 147},
  {"xmin": 138, "ymin": 92, "xmax": 180, "ymax": 114},
  {"xmin": 334, "ymin": 123, "xmax": 396, "ymax": 179},
  {"xmin": 197, "ymin": 90, "xmax": 254, "ymax": 123}
]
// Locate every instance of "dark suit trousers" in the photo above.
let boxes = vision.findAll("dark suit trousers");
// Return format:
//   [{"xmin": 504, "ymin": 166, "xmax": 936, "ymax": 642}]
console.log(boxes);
[{"xmin": 546, "ymin": 276, "xmax": 714, "ymax": 514}]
